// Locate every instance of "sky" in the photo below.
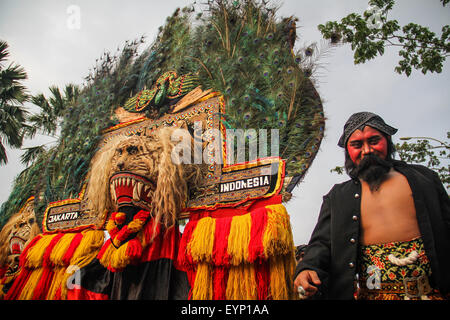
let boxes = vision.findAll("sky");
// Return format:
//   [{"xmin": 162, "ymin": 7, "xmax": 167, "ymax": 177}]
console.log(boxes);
[{"xmin": 0, "ymin": 0, "xmax": 449, "ymax": 245}]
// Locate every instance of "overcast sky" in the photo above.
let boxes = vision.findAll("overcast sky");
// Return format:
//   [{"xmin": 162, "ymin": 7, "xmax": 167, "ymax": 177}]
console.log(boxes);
[{"xmin": 0, "ymin": 0, "xmax": 449, "ymax": 245}]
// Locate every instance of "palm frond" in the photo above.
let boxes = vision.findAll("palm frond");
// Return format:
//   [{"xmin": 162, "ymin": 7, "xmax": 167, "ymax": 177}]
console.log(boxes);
[{"xmin": 20, "ymin": 145, "xmax": 47, "ymax": 165}]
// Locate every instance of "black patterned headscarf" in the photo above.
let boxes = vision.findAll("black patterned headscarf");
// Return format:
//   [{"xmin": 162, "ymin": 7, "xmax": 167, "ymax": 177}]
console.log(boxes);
[{"xmin": 338, "ymin": 112, "xmax": 398, "ymax": 148}]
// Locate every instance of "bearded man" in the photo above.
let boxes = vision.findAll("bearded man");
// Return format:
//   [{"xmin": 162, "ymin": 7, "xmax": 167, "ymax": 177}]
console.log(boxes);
[{"xmin": 294, "ymin": 112, "xmax": 450, "ymax": 300}]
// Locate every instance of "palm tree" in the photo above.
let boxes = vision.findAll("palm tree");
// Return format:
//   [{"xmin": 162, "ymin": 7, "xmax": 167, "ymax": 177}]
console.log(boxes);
[
  {"xmin": 0, "ymin": 40, "xmax": 29, "ymax": 164},
  {"xmin": 21, "ymin": 84, "xmax": 80, "ymax": 165}
]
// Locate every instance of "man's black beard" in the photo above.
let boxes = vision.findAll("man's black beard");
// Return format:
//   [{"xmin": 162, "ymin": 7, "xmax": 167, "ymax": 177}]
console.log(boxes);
[{"xmin": 350, "ymin": 153, "xmax": 393, "ymax": 192}]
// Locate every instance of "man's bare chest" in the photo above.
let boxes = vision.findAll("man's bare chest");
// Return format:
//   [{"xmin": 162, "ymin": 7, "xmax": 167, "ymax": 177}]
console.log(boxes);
[{"xmin": 359, "ymin": 170, "xmax": 420, "ymax": 244}]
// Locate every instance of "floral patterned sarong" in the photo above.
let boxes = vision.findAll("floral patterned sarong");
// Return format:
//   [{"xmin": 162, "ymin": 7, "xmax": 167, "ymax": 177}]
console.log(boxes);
[{"xmin": 356, "ymin": 237, "xmax": 447, "ymax": 300}]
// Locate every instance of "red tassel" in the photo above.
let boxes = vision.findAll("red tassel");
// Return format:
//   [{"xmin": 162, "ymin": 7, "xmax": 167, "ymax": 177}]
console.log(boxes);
[
  {"xmin": 255, "ymin": 260, "xmax": 270, "ymax": 300},
  {"xmin": 31, "ymin": 233, "xmax": 64, "ymax": 300},
  {"xmin": 212, "ymin": 266, "xmax": 229, "ymax": 300},
  {"xmin": 113, "ymin": 212, "xmax": 126, "ymax": 225},
  {"xmin": 19, "ymin": 234, "xmax": 42, "ymax": 267},
  {"xmin": 62, "ymin": 232, "xmax": 83, "ymax": 266},
  {"xmin": 115, "ymin": 225, "xmax": 131, "ymax": 243},
  {"xmin": 177, "ymin": 218, "xmax": 199, "ymax": 268},
  {"xmin": 248, "ymin": 207, "xmax": 268, "ymax": 263},
  {"xmin": 125, "ymin": 238, "xmax": 142, "ymax": 261},
  {"xmin": 134, "ymin": 209, "xmax": 150, "ymax": 221},
  {"xmin": 43, "ymin": 233, "xmax": 64, "ymax": 268},
  {"xmin": 54, "ymin": 286, "xmax": 62, "ymax": 300},
  {"xmin": 31, "ymin": 267, "xmax": 54, "ymax": 300},
  {"xmin": 97, "ymin": 239, "xmax": 112, "ymax": 260},
  {"xmin": 4, "ymin": 268, "xmax": 32, "ymax": 300},
  {"xmin": 142, "ymin": 218, "xmax": 155, "ymax": 244},
  {"xmin": 107, "ymin": 225, "xmax": 119, "ymax": 239},
  {"xmin": 212, "ymin": 216, "xmax": 232, "ymax": 266}
]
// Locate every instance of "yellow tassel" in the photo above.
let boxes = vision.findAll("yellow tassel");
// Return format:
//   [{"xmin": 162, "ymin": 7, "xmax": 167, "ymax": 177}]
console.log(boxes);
[
  {"xmin": 71, "ymin": 230, "xmax": 105, "ymax": 267},
  {"xmin": 243, "ymin": 263, "xmax": 257, "ymax": 299},
  {"xmin": 191, "ymin": 263, "xmax": 213, "ymax": 300},
  {"xmin": 49, "ymin": 233, "xmax": 76, "ymax": 267},
  {"xmin": 260, "ymin": 204, "xmax": 297, "ymax": 300},
  {"xmin": 225, "ymin": 266, "xmax": 239, "ymax": 299},
  {"xmin": 267, "ymin": 253, "xmax": 297, "ymax": 300},
  {"xmin": 188, "ymin": 217, "xmax": 216, "ymax": 264},
  {"xmin": 98, "ymin": 242, "xmax": 115, "ymax": 268},
  {"xmin": 127, "ymin": 219, "xmax": 146, "ymax": 233},
  {"xmin": 105, "ymin": 216, "xmax": 116, "ymax": 233},
  {"xmin": 17, "ymin": 268, "xmax": 44, "ymax": 300},
  {"xmin": 25, "ymin": 234, "xmax": 58, "ymax": 269},
  {"xmin": 263, "ymin": 204, "xmax": 294, "ymax": 258},
  {"xmin": 285, "ymin": 252, "xmax": 297, "ymax": 300},
  {"xmin": 226, "ymin": 263, "xmax": 257, "ymax": 300},
  {"xmin": 98, "ymin": 237, "xmax": 131, "ymax": 271},
  {"xmin": 227, "ymin": 213, "xmax": 252, "ymax": 265},
  {"xmin": 109, "ymin": 243, "xmax": 131, "ymax": 270},
  {"xmin": 268, "ymin": 257, "xmax": 288, "ymax": 300},
  {"xmin": 46, "ymin": 267, "xmax": 66, "ymax": 300}
]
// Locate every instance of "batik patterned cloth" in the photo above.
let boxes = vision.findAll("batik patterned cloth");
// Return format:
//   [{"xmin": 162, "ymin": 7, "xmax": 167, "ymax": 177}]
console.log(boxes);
[{"xmin": 356, "ymin": 237, "xmax": 448, "ymax": 300}]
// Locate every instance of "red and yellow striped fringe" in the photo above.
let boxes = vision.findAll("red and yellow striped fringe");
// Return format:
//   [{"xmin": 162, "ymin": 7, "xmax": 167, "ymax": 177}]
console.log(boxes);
[
  {"xmin": 4, "ymin": 229, "xmax": 104, "ymax": 300},
  {"xmin": 177, "ymin": 195, "xmax": 297, "ymax": 300},
  {"xmin": 96, "ymin": 210, "xmax": 170, "ymax": 272}
]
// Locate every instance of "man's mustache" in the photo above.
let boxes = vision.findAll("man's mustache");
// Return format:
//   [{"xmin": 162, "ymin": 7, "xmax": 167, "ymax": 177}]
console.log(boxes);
[
  {"xmin": 356, "ymin": 153, "xmax": 392, "ymax": 171},
  {"xmin": 353, "ymin": 153, "xmax": 393, "ymax": 191}
]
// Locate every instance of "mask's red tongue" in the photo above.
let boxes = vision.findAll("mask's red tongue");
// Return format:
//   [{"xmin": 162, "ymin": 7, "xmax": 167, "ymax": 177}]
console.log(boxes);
[
  {"xmin": 11, "ymin": 243, "xmax": 21, "ymax": 254},
  {"xmin": 110, "ymin": 172, "xmax": 154, "ymax": 209},
  {"xmin": 114, "ymin": 178, "xmax": 134, "ymax": 207},
  {"xmin": 10, "ymin": 238, "xmax": 23, "ymax": 254}
]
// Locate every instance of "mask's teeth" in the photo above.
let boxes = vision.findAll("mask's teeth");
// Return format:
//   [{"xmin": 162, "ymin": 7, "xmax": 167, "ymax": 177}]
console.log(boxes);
[
  {"xmin": 133, "ymin": 183, "xmax": 140, "ymax": 201},
  {"xmin": 110, "ymin": 183, "xmax": 117, "ymax": 203},
  {"xmin": 142, "ymin": 186, "xmax": 152, "ymax": 198},
  {"xmin": 126, "ymin": 177, "xmax": 131, "ymax": 186}
]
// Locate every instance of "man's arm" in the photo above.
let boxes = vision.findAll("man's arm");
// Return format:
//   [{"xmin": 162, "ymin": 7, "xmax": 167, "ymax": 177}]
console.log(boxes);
[{"xmin": 294, "ymin": 194, "xmax": 332, "ymax": 297}]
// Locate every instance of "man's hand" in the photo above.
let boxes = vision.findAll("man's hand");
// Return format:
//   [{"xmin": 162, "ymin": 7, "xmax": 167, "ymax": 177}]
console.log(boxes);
[{"xmin": 294, "ymin": 270, "xmax": 321, "ymax": 298}]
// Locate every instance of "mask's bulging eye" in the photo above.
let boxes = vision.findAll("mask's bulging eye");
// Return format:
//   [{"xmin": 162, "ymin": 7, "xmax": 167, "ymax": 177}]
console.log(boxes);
[{"xmin": 127, "ymin": 146, "xmax": 139, "ymax": 155}]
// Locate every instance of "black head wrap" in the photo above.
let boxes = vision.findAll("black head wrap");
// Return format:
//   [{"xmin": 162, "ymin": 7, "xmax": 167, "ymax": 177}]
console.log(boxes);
[{"xmin": 338, "ymin": 112, "xmax": 398, "ymax": 148}]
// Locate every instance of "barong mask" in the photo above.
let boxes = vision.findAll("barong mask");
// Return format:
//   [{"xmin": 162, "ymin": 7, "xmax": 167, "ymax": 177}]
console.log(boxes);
[{"xmin": 85, "ymin": 127, "xmax": 201, "ymax": 243}]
